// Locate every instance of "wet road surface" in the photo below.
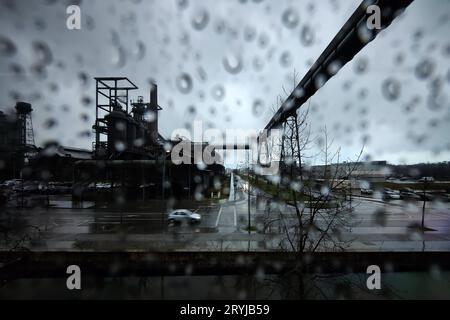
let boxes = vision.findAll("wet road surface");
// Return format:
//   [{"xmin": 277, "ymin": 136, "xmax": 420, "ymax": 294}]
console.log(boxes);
[{"xmin": 1, "ymin": 174, "xmax": 450, "ymax": 252}]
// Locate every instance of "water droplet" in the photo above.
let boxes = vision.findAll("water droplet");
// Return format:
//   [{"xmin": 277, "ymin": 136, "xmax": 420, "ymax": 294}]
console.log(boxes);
[
  {"xmin": 30, "ymin": 64, "xmax": 47, "ymax": 79},
  {"xmin": 374, "ymin": 208, "xmax": 387, "ymax": 227},
  {"xmin": 244, "ymin": 26, "xmax": 256, "ymax": 41},
  {"xmin": 80, "ymin": 113, "xmax": 89, "ymax": 122},
  {"xmin": 81, "ymin": 96, "xmax": 92, "ymax": 107},
  {"xmin": 211, "ymin": 85, "xmax": 225, "ymax": 101},
  {"xmin": 44, "ymin": 118, "xmax": 57, "ymax": 129},
  {"xmin": 34, "ymin": 17, "xmax": 46, "ymax": 31},
  {"xmin": 320, "ymin": 186, "xmax": 330, "ymax": 196},
  {"xmin": 78, "ymin": 71, "xmax": 89, "ymax": 87},
  {"xmin": 78, "ymin": 130, "xmax": 91, "ymax": 138},
  {"xmin": 49, "ymin": 82, "xmax": 59, "ymax": 92},
  {"xmin": 0, "ymin": 35, "xmax": 16, "ymax": 57},
  {"xmin": 144, "ymin": 110, "xmax": 156, "ymax": 122},
  {"xmin": 327, "ymin": 60, "xmax": 342, "ymax": 75},
  {"xmin": 300, "ymin": 25, "xmax": 314, "ymax": 46},
  {"xmin": 86, "ymin": 15, "xmax": 95, "ymax": 30},
  {"xmin": 381, "ymin": 78, "xmax": 401, "ymax": 101},
  {"xmin": 258, "ymin": 33, "xmax": 270, "ymax": 49},
  {"xmin": 32, "ymin": 41, "xmax": 53, "ymax": 66},
  {"xmin": 427, "ymin": 92, "xmax": 447, "ymax": 111},
  {"xmin": 282, "ymin": 8, "xmax": 300, "ymax": 29},
  {"xmin": 223, "ymin": 53, "xmax": 243, "ymax": 74},
  {"xmin": 115, "ymin": 141, "xmax": 126, "ymax": 152},
  {"xmin": 132, "ymin": 41, "xmax": 146, "ymax": 60},
  {"xmin": 187, "ymin": 105, "xmax": 196, "ymax": 116},
  {"xmin": 294, "ymin": 88, "xmax": 304, "ymax": 98},
  {"xmin": 214, "ymin": 19, "xmax": 226, "ymax": 34},
  {"xmin": 9, "ymin": 63, "xmax": 24, "ymax": 77},
  {"xmin": 357, "ymin": 25, "xmax": 375, "ymax": 44},
  {"xmin": 176, "ymin": 0, "xmax": 189, "ymax": 10},
  {"xmin": 354, "ymin": 57, "xmax": 368, "ymax": 74},
  {"xmin": 111, "ymin": 45, "xmax": 126, "ymax": 68},
  {"xmin": 252, "ymin": 99, "xmax": 264, "ymax": 116},
  {"xmin": 415, "ymin": 59, "xmax": 435, "ymax": 80},
  {"xmin": 280, "ymin": 51, "xmax": 292, "ymax": 68},
  {"xmin": 191, "ymin": 9, "xmax": 209, "ymax": 30},
  {"xmin": 314, "ymin": 74, "xmax": 327, "ymax": 89},
  {"xmin": 358, "ymin": 88, "xmax": 368, "ymax": 99},
  {"xmin": 252, "ymin": 56, "xmax": 264, "ymax": 71},
  {"xmin": 176, "ymin": 73, "xmax": 193, "ymax": 94}
]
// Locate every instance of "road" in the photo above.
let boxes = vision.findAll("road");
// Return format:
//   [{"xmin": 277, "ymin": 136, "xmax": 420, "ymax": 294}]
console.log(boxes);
[{"xmin": 1, "ymin": 174, "xmax": 450, "ymax": 252}]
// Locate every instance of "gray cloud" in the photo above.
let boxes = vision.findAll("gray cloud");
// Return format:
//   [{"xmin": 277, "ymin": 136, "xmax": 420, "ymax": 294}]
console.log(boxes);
[{"xmin": 0, "ymin": 0, "xmax": 449, "ymax": 166}]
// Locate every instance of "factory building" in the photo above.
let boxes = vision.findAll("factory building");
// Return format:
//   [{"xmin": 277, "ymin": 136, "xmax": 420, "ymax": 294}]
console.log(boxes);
[
  {"xmin": 0, "ymin": 102, "xmax": 37, "ymax": 180},
  {"xmin": 73, "ymin": 77, "xmax": 225, "ymax": 202},
  {"xmin": 1, "ymin": 77, "xmax": 226, "ymax": 203}
]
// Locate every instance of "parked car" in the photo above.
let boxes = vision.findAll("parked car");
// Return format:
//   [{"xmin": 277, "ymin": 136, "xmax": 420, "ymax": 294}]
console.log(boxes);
[
  {"xmin": 0, "ymin": 179, "xmax": 22, "ymax": 189},
  {"xmin": 419, "ymin": 177, "xmax": 435, "ymax": 182},
  {"xmin": 419, "ymin": 193, "xmax": 435, "ymax": 201},
  {"xmin": 401, "ymin": 192, "xmax": 421, "ymax": 201},
  {"xmin": 438, "ymin": 194, "xmax": 450, "ymax": 202},
  {"xmin": 360, "ymin": 188, "xmax": 373, "ymax": 195},
  {"xmin": 168, "ymin": 209, "xmax": 201, "ymax": 224},
  {"xmin": 383, "ymin": 189, "xmax": 401, "ymax": 200},
  {"xmin": 400, "ymin": 187, "xmax": 415, "ymax": 194}
]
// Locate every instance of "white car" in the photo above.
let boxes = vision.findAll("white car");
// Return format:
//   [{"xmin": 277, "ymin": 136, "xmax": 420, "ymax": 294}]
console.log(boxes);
[
  {"xmin": 383, "ymin": 190, "xmax": 401, "ymax": 200},
  {"xmin": 168, "ymin": 209, "xmax": 201, "ymax": 224},
  {"xmin": 360, "ymin": 188, "xmax": 373, "ymax": 195}
]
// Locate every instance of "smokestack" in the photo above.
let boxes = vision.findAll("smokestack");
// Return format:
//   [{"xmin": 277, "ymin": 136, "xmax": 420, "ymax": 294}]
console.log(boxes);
[
  {"xmin": 148, "ymin": 83, "xmax": 159, "ymax": 144},
  {"xmin": 150, "ymin": 83, "xmax": 158, "ymax": 108}
]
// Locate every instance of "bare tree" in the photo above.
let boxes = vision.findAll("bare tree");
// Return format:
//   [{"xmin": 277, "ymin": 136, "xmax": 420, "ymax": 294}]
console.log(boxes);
[{"xmin": 256, "ymin": 101, "xmax": 365, "ymax": 298}]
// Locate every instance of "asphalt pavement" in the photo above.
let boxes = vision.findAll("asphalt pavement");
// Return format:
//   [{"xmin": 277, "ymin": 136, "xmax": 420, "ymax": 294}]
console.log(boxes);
[{"xmin": 1, "ymin": 173, "xmax": 450, "ymax": 252}]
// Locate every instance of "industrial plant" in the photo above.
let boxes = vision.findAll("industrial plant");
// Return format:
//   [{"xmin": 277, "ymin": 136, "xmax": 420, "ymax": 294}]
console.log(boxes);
[{"xmin": 0, "ymin": 77, "xmax": 226, "ymax": 206}]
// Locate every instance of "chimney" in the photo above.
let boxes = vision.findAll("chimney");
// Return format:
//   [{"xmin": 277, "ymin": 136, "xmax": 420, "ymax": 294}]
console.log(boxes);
[
  {"xmin": 147, "ymin": 83, "xmax": 159, "ymax": 144},
  {"xmin": 150, "ymin": 83, "xmax": 158, "ymax": 108}
]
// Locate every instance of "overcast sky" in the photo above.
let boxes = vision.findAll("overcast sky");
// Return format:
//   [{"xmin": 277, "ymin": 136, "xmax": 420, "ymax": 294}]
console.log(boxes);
[{"xmin": 0, "ymin": 0, "xmax": 449, "ymax": 167}]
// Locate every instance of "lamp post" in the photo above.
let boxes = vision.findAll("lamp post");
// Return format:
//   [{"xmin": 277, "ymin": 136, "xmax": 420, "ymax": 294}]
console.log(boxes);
[
  {"xmin": 247, "ymin": 141, "xmax": 251, "ymax": 236},
  {"xmin": 421, "ymin": 177, "xmax": 431, "ymax": 231}
]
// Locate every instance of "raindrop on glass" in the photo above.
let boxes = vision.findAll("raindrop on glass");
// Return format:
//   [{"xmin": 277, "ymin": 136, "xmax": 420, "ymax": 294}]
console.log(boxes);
[
  {"xmin": 191, "ymin": 9, "xmax": 209, "ymax": 30},
  {"xmin": 176, "ymin": 0, "xmax": 189, "ymax": 10},
  {"xmin": 381, "ymin": 78, "xmax": 401, "ymax": 101},
  {"xmin": 132, "ymin": 41, "xmax": 146, "ymax": 60},
  {"xmin": 0, "ymin": 35, "xmax": 16, "ymax": 57},
  {"xmin": 223, "ymin": 53, "xmax": 243, "ymax": 74},
  {"xmin": 211, "ymin": 85, "xmax": 225, "ymax": 101},
  {"xmin": 176, "ymin": 73, "xmax": 193, "ymax": 94},
  {"xmin": 354, "ymin": 57, "xmax": 368, "ymax": 74},
  {"xmin": 244, "ymin": 26, "xmax": 256, "ymax": 41},
  {"xmin": 327, "ymin": 60, "xmax": 342, "ymax": 75},
  {"xmin": 32, "ymin": 41, "xmax": 53, "ymax": 66},
  {"xmin": 43, "ymin": 118, "xmax": 57, "ymax": 129},
  {"xmin": 187, "ymin": 105, "xmax": 197, "ymax": 116},
  {"xmin": 253, "ymin": 56, "xmax": 264, "ymax": 71},
  {"xmin": 280, "ymin": 51, "xmax": 293, "ymax": 68},
  {"xmin": 258, "ymin": 33, "xmax": 270, "ymax": 49},
  {"xmin": 252, "ymin": 99, "xmax": 264, "ymax": 117},
  {"xmin": 111, "ymin": 45, "xmax": 126, "ymax": 68},
  {"xmin": 281, "ymin": 8, "xmax": 300, "ymax": 29},
  {"xmin": 300, "ymin": 25, "xmax": 314, "ymax": 46},
  {"xmin": 415, "ymin": 59, "xmax": 435, "ymax": 80}
]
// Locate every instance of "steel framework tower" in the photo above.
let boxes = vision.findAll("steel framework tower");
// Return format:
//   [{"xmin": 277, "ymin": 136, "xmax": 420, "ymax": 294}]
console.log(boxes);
[{"xmin": 15, "ymin": 102, "xmax": 35, "ymax": 148}]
